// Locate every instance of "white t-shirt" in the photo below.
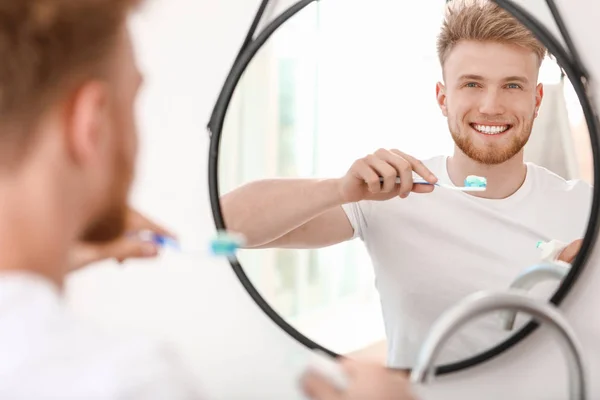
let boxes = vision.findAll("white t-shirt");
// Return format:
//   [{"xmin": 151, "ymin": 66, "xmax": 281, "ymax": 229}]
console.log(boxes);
[
  {"xmin": 0, "ymin": 272, "xmax": 204, "ymax": 399},
  {"xmin": 342, "ymin": 155, "xmax": 593, "ymax": 368}
]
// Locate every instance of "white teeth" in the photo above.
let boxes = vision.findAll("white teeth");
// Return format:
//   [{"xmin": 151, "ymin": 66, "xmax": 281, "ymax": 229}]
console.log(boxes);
[{"xmin": 473, "ymin": 124, "xmax": 509, "ymax": 134}]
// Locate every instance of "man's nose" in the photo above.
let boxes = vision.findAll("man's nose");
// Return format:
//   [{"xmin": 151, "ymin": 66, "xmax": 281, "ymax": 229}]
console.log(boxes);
[{"xmin": 479, "ymin": 89, "xmax": 505, "ymax": 115}]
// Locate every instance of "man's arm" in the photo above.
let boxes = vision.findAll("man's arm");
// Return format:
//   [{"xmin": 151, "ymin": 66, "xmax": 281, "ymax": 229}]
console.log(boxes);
[
  {"xmin": 221, "ymin": 148, "xmax": 438, "ymax": 249},
  {"xmin": 301, "ymin": 358, "xmax": 418, "ymax": 400},
  {"xmin": 220, "ymin": 178, "xmax": 355, "ymax": 249}
]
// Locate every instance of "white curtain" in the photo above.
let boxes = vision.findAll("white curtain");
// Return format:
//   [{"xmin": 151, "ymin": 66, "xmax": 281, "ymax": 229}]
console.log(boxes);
[{"xmin": 524, "ymin": 79, "xmax": 581, "ymax": 179}]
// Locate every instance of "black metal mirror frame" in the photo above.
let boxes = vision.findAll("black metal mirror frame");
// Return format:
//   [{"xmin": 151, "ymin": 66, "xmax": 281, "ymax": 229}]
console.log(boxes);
[{"xmin": 207, "ymin": 0, "xmax": 600, "ymax": 375}]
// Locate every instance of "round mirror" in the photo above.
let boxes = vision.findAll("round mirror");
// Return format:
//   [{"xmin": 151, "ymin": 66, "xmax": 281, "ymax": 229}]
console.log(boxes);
[{"xmin": 210, "ymin": 0, "xmax": 599, "ymax": 373}]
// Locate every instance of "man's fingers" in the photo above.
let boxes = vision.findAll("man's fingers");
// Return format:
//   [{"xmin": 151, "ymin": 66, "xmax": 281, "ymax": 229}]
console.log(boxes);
[
  {"xmin": 365, "ymin": 154, "xmax": 398, "ymax": 193},
  {"xmin": 68, "ymin": 243, "xmax": 105, "ymax": 271},
  {"xmin": 337, "ymin": 357, "xmax": 384, "ymax": 378},
  {"xmin": 102, "ymin": 237, "xmax": 159, "ymax": 263},
  {"xmin": 411, "ymin": 183, "xmax": 435, "ymax": 194},
  {"xmin": 557, "ymin": 239, "xmax": 583, "ymax": 264},
  {"xmin": 351, "ymin": 150, "xmax": 436, "ymax": 199},
  {"xmin": 69, "ymin": 209, "xmax": 173, "ymax": 272},
  {"xmin": 374, "ymin": 149, "xmax": 412, "ymax": 197},
  {"xmin": 379, "ymin": 149, "xmax": 437, "ymax": 197},
  {"xmin": 300, "ymin": 370, "xmax": 342, "ymax": 400},
  {"xmin": 353, "ymin": 159, "xmax": 383, "ymax": 194},
  {"xmin": 390, "ymin": 149, "xmax": 438, "ymax": 184},
  {"xmin": 70, "ymin": 237, "xmax": 161, "ymax": 271}
]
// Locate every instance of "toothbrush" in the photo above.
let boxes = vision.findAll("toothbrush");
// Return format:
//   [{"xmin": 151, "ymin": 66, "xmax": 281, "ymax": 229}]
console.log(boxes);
[
  {"xmin": 137, "ymin": 230, "xmax": 245, "ymax": 258},
  {"xmin": 378, "ymin": 175, "xmax": 487, "ymax": 192}
]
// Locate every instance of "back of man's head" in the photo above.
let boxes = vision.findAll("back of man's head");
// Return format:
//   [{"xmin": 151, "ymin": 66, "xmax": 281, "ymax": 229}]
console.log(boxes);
[
  {"xmin": 0, "ymin": 0, "xmax": 145, "ymax": 279},
  {"xmin": 436, "ymin": 0, "xmax": 547, "ymax": 68},
  {"xmin": 0, "ymin": 0, "xmax": 138, "ymax": 166}
]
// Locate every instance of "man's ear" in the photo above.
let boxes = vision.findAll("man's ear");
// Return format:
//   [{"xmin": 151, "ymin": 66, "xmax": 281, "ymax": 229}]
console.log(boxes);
[
  {"xmin": 64, "ymin": 81, "xmax": 109, "ymax": 166},
  {"xmin": 436, "ymin": 82, "xmax": 448, "ymax": 117},
  {"xmin": 534, "ymin": 82, "xmax": 544, "ymax": 118}
]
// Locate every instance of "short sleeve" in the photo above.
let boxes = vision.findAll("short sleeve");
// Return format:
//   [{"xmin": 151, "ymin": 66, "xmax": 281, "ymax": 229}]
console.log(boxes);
[{"xmin": 341, "ymin": 201, "xmax": 369, "ymax": 240}]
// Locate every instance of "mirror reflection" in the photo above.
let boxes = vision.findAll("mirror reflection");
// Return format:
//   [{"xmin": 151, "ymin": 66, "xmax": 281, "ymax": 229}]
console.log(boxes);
[{"xmin": 218, "ymin": 0, "xmax": 594, "ymax": 368}]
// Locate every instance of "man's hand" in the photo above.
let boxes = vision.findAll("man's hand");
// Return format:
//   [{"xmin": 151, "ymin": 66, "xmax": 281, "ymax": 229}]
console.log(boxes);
[
  {"xmin": 68, "ymin": 208, "xmax": 176, "ymax": 272},
  {"xmin": 557, "ymin": 239, "xmax": 583, "ymax": 264},
  {"xmin": 301, "ymin": 358, "xmax": 417, "ymax": 400},
  {"xmin": 338, "ymin": 148, "xmax": 437, "ymax": 204}
]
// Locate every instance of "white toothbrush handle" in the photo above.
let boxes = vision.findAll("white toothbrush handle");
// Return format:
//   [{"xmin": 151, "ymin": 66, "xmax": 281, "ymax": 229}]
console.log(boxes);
[
  {"xmin": 378, "ymin": 177, "xmax": 433, "ymax": 185},
  {"xmin": 378, "ymin": 177, "xmax": 486, "ymax": 192}
]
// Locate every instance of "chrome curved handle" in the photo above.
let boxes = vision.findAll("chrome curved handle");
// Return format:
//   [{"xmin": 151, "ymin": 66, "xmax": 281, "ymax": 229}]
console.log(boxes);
[
  {"xmin": 410, "ymin": 291, "xmax": 586, "ymax": 400},
  {"xmin": 501, "ymin": 263, "xmax": 570, "ymax": 330}
]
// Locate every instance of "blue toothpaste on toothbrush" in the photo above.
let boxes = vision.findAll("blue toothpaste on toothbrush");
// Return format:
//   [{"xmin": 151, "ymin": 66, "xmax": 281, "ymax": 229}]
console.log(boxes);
[
  {"xmin": 210, "ymin": 231, "xmax": 246, "ymax": 257},
  {"xmin": 464, "ymin": 175, "xmax": 487, "ymax": 188}
]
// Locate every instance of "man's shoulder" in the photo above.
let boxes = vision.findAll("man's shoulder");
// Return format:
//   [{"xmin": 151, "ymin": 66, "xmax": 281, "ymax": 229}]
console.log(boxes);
[
  {"xmin": 60, "ymin": 323, "xmax": 203, "ymax": 399},
  {"xmin": 103, "ymin": 335, "xmax": 202, "ymax": 399},
  {"xmin": 528, "ymin": 162, "xmax": 593, "ymax": 195},
  {"xmin": 526, "ymin": 163, "xmax": 593, "ymax": 217},
  {"xmin": 17, "ymin": 326, "xmax": 201, "ymax": 399},
  {"xmin": 0, "ymin": 273, "xmax": 202, "ymax": 399}
]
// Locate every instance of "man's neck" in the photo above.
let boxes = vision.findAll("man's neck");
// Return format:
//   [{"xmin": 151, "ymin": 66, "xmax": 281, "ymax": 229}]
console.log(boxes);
[
  {"xmin": 447, "ymin": 146, "xmax": 527, "ymax": 199},
  {"xmin": 0, "ymin": 170, "xmax": 77, "ymax": 290}
]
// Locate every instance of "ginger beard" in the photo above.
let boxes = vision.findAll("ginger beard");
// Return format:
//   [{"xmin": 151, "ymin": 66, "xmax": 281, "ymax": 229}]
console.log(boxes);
[
  {"xmin": 447, "ymin": 109, "xmax": 536, "ymax": 165},
  {"xmin": 79, "ymin": 103, "xmax": 136, "ymax": 244},
  {"xmin": 81, "ymin": 155, "xmax": 132, "ymax": 243}
]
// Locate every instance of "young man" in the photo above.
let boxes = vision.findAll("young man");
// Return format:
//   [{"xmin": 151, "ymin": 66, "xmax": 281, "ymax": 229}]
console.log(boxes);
[
  {"xmin": 221, "ymin": 0, "xmax": 593, "ymax": 369},
  {"xmin": 0, "ymin": 1, "xmax": 414, "ymax": 399}
]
